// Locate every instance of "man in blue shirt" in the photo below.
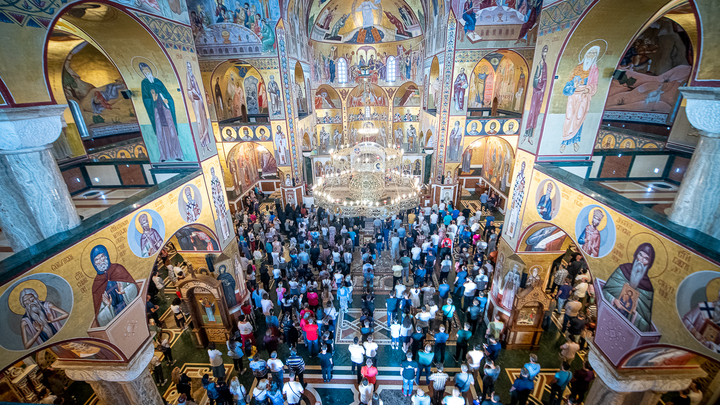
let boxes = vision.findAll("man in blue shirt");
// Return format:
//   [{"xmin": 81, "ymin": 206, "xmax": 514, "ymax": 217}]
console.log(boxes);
[
  {"xmin": 416, "ymin": 344, "xmax": 434, "ymax": 385},
  {"xmin": 523, "ymin": 354, "xmax": 541, "ymax": 380},
  {"xmin": 433, "ymin": 325, "xmax": 449, "ymax": 363},
  {"xmin": 443, "ymin": 213, "xmax": 453, "ymax": 226},
  {"xmin": 348, "ymin": 229, "xmax": 357, "ymax": 249},
  {"xmin": 480, "ymin": 191, "xmax": 489, "ymax": 210},
  {"xmin": 484, "ymin": 336, "xmax": 501, "ymax": 361},
  {"xmin": 467, "ymin": 298, "xmax": 483, "ymax": 334},
  {"xmin": 453, "ymin": 268, "xmax": 468, "ymax": 295},
  {"xmin": 510, "ymin": 367, "xmax": 534, "ymax": 405},
  {"xmin": 386, "ymin": 291, "xmax": 398, "ymax": 327},
  {"xmin": 556, "ymin": 279, "xmax": 573, "ymax": 313},
  {"xmin": 438, "ymin": 282, "xmax": 450, "ymax": 304},
  {"xmin": 400, "ymin": 352, "xmax": 418, "ymax": 397}
]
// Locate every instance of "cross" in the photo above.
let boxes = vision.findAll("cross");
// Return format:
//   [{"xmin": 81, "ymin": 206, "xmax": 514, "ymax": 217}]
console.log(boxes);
[{"xmin": 699, "ymin": 301, "xmax": 715, "ymax": 320}]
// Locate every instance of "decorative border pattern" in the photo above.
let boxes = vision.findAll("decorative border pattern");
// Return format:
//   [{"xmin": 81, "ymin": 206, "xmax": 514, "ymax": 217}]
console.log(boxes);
[
  {"xmin": 538, "ymin": 0, "xmax": 594, "ymax": 36},
  {"xmin": 134, "ymin": 12, "xmax": 195, "ymax": 53},
  {"xmin": 602, "ymin": 110, "xmax": 668, "ymax": 125},
  {"xmin": 434, "ymin": 11, "xmax": 457, "ymax": 178}
]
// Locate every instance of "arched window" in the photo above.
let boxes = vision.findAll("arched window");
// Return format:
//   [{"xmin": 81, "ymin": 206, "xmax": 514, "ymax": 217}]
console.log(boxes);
[
  {"xmin": 365, "ymin": 106, "xmax": 371, "ymax": 117},
  {"xmin": 387, "ymin": 56, "xmax": 396, "ymax": 83},
  {"xmin": 338, "ymin": 58, "xmax": 348, "ymax": 84}
]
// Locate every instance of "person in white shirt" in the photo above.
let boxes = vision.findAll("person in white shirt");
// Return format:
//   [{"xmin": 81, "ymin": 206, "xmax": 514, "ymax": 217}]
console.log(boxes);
[
  {"xmin": 462, "ymin": 279, "xmax": 477, "ymax": 310},
  {"xmin": 430, "ymin": 212, "xmax": 439, "ymax": 225},
  {"xmin": 349, "ymin": 337, "xmax": 366, "ymax": 383},
  {"xmin": 207, "ymin": 343, "xmax": 225, "ymax": 380},
  {"xmin": 439, "ymin": 202, "xmax": 446, "ymax": 212},
  {"xmin": 395, "ymin": 282, "xmax": 407, "ymax": 298},
  {"xmin": 424, "ymin": 206, "xmax": 432, "ymax": 216},
  {"xmin": 166, "ymin": 264, "xmax": 178, "ymax": 284},
  {"xmin": 390, "ymin": 318, "xmax": 402, "ymax": 350},
  {"xmin": 443, "ymin": 387, "xmax": 465, "ymax": 405},
  {"xmin": 282, "ymin": 374, "xmax": 304, "ymax": 405},
  {"xmin": 466, "ymin": 344, "xmax": 484, "ymax": 375},
  {"xmin": 267, "ymin": 351, "xmax": 285, "ymax": 383},
  {"xmin": 359, "ymin": 378, "xmax": 374, "ymax": 405},
  {"xmin": 364, "ymin": 336, "xmax": 379, "ymax": 365}
]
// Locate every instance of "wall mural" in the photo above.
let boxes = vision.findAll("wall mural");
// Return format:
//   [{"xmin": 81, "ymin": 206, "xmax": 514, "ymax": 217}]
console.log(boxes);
[
  {"xmin": 169, "ymin": 225, "xmax": 221, "ymax": 252},
  {"xmin": 202, "ymin": 158, "xmax": 235, "ymax": 248},
  {"xmin": 309, "ymin": 0, "xmax": 421, "ymax": 43},
  {"xmin": 187, "ymin": 0, "xmax": 280, "ymax": 56},
  {"xmin": 127, "ymin": 209, "xmax": 166, "ymax": 258},
  {"xmin": 0, "ymin": 175, "xmax": 235, "ymax": 371},
  {"xmin": 453, "ymin": 0, "xmax": 544, "ymax": 47},
  {"xmin": 212, "ymin": 63, "xmax": 270, "ymax": 120},
  {"xmin": 311, "ymin": 39, "xmax": 424, "ymax": 87},
  {"xmin": 184, "ymin": 59, "xmax": 218, "ymax": 160},
  {"xmin": 0, "ymin": 274, "xmax": 73, "ymax": 351},
  {"xmin": 604, "ymin": 18, "xmax": 692, "ymax": 124},
  {"xmin": 62, "ymin": 43, "xmax": 139, "ymax": 138},
  {"xmin": 226, "ymin": 142, "xmax": 276, "ymax": 194},
  {"xmin": 459, "ymin": 136, "xmax": 515, "ymax": 195},
  {"xmin": 504, "ymin": 168, "xmax": 720, "ymax": 364},
  {"xmin": 534, "ymin": 179, "xmax": 559, "ymax": 221},
  {"xmin": 465, "ymin": 118, "xmax": 520, "ymax": 136},
  {"xmin": 466, "ymin": 52, "xmax": 528, "ymax": 114},
  {"xmin": 520, "ymin": 224, "xmax": 569, "ymax": 252},
  {"xmin": 178, "ymin": 184, "xmax": 203, "ymax": 223},
  {"xmin": 220, "ymin": 125, "xmax": 272, "ymax": 142}
]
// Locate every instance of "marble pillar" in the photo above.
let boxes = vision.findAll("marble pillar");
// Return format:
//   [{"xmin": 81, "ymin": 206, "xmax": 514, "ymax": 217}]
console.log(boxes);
[
  {"xmin": 55, "ymin": 339, "xmax": 164, "ymax": 405},
  {"xmin": 586, "ymin": 343, "xmax": 706, "ymax": 405},
  {"xmin": 668, "ymin": 87, "xmax": 720, "ymax": 238},
  {"xmin": 0, "ymin": 105, "xmax": 81, "ymax": 252}
]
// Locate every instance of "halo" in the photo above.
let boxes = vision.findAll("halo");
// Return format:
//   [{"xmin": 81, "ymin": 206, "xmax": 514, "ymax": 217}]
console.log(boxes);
[
  {"xmin": 705, "ymin": 277, "xmax": 720, "ymax": 302},
  {"xmin": 135, "ymin": 210, "xmax": 153, "ymax": 234},
  {"xmin": 587, "ymin": 206, "xmax": 608, "ymax": 232},
  {"xmin": 131, "ymin": 56, "xmax": 159, "ymax": 78},
  {"xmin": 81, "ymin": 238, "xmax": 117, "ymax": 279},
  {"xmin": 578, "ymin": 39, "xmax": 608, "ymax": 63},
  {"xmin": 485, "ymin": 119, "xmax": 500, "ymax": 133},
  {"xmin": 626, "ymin": 232, "xmax": 668, "ymax": 279},
  {"xmin": 8, "ymin": 279, "xmax": 48, "ymax": 315},
  {"xmin": 351, "ymin": 0, "xmax": 383, "ymax": 31},
  {"xmin": 223, "ymin": 127, "xmax": 236, "ymax": 139}
]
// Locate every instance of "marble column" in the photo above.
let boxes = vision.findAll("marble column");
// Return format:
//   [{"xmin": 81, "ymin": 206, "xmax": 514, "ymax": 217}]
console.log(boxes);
[
  {"xmin": 586, "ymin": 343, "xmax": 706, "ymax": 405},
  {"xmin": 55, "ymin": 339, "xmax": 164, "ymax": 405},
  {"xmin": 668, "ymin": 87, "xmax": 720, "ymax": 238},
  {"xmin": 0, "ymin": 105, "xmax": 81, "ymax": 252}
]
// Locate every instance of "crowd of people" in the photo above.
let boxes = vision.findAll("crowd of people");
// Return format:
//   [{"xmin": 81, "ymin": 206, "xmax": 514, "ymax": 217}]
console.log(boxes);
[{"xmin": 145, "ymin": 187, "xmax": 625, "ymax": 405}]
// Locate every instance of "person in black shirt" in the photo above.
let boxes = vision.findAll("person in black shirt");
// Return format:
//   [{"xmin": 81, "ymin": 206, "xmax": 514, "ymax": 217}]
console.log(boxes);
[{"xmin": 318, "ymin": 345, "xmax": 334, "ymax": 382}]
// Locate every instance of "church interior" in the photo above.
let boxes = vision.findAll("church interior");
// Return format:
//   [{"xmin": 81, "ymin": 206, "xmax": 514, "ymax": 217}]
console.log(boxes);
[{"xmin": 0, "ymin": 0, "xmax": 719, "ymax": 404}]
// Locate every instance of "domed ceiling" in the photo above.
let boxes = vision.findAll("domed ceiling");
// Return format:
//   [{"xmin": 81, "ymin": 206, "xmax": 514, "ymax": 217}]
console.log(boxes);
[{"xmin": 308, "ymin": 0, "xmax": 424, "ymax": 44}]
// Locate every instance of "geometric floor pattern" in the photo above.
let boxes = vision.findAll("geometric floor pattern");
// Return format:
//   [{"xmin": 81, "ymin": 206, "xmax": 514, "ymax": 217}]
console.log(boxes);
[
  {"xmin": 504, "ymin": 368, "xmax": 570, "ymax": 405},
  {"xmin": 336, "ymin": 308, "xmax": 461, "ymax": 346}
]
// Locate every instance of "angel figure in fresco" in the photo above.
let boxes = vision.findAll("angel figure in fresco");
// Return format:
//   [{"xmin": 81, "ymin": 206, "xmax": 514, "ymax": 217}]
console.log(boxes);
[{"xmin": 561, "ymin": 45, "xmax": 600, "ymax": 153}]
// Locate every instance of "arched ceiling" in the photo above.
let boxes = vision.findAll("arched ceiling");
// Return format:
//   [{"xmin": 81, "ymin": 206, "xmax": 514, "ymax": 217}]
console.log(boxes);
[{"xmin": 307, "ymin": 0, "xmax": 425, "ymax": 44}]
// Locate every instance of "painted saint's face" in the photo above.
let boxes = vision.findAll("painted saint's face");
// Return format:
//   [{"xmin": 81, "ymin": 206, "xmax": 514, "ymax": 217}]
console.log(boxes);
[{"xmin": 94, "ymin": 253, "xmax": 110, "ymax": 273}]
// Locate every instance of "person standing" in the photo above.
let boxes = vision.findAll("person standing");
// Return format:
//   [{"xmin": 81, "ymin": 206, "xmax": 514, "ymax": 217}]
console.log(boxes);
[
  {"xmin": 359, "ymin": 379, "xmax": 374, "ymax": 405},
  {"xmin": 434, "ymin": 325, "xmax": 449, "ymax": 363},
  {"xmin": 286, "ymin": 350, "xmax": 306, "ymax": 387},
  {"xmin": 361, "ymin": 359, "xmax": 379, "ymax": 389},
  {"xmin": 226, "ymin": 339, "xmax": 245, "ymax": 375},
  {"xmin": 454, "ymin": 364, "xmax": 474, "ymax": 404},
  {"xmin": 550, "ymin": 265, "xmax": 568, "ymax": 294},
  {"xmin": 454, "ymin": 323, "xmax": 472, "ymax": 363},
  {"xmin": 303, "ymin": 318, "xmax": 320, "ymax": 357},
  {"xmin": 481, "ymin": 393, "xmax": 501, "ymax": 405},
  {"xmin": 486, "ymin": 315, "xmax": 504, "ymax": 341},
  {"xmin": 319, "ymin": 345, "xmax": 334, "ymax": 382},
  {"xmin": 349, "ymin": 337, "xmax": 366, "ymax": 384},
  {"xmin": 560, "ymin": 338, "xmax": 580, "ymax": 364},
  {"xmin": 151, "ymin": 354, "xmax": 166, "ymax": 385},
  {"xmin": 386, "ymin": 291, "xmax": 399, "ymax": 327},
  {"xmin": 282, "ymin": 374, "xmax": 304, "ymax": 405},
  {"xmin": 364, "ymin": 336, "xmax": 379, "ymax": 366},
  {"xmin": 208, "ymin": 343, "xmax": 226, "ymax": 381},
  {"xmin": 442, "ymin": 298, "xmax": 456, "ymax": 334},
  {"xmin": 467, "ymin": 299, "xmax": 483, "ymax": 334},
  {"xmin": 481, "ymin": 360, "xmax": 500, "ymax": 402},
  {"xmin": 466, "ymin": 344, "xmax": 484, "ymax": 378},
  {"xmin": 429, "ymin": 364, "xmax": 449, "ymax": 405},
  {"xmin": 401, "ymin": 352, "xmax": 419, "ymax": 397},
  {"xmin": 412, "ymin": 389, "xmax": 431, "ymax": 405},
  {"xmin": 417, "ymin": 344, "xmax": 434, "ymax": 386},
  {"xmin": 568, "ymin": 361, "xmax": 594, "ymax": 404},
  {"xmin": 523, "ymin": 354, "xmax": 541, "ymax": 380},
  {"xmin": 509, "ymin": 367, "xmax": 533, "ymax": 405},
  {"xmin": 267, "ymin": 352, "xmax": 284, "ymax": 386},
  {"xmin": 548, "ymin": 362, "xmax": 572, "ymax": 405}
]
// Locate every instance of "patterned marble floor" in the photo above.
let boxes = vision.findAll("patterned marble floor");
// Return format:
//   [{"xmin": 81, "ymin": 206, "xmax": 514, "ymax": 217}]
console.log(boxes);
[
  {"xmin": 0, "ymin": 188, "xmax": 146, "ymax": 261},
  {"xmin": 597, "ymin": 180, "xmax": 678, "ymax": 215}
]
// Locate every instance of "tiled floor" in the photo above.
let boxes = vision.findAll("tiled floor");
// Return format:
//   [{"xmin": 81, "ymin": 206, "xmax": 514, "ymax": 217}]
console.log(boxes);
[
  {"xmin": 0, "ymin": 188, "xmax": 146, "ymax": 261},
  {"xmin": 597, "ymin": 180, "xmax": 678, "ymax": 215}
]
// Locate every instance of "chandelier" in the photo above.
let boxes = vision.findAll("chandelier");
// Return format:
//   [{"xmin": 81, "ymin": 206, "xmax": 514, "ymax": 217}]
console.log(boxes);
[{"xmin": 313, "ymin": 141, "xmax": 421, "ymax": 218}]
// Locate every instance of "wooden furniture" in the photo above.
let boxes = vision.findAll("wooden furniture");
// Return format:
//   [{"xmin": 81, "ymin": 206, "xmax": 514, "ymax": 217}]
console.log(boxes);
[{"xmin": 505, "ymin": 284, "xmax": 551, "ymax": 350}]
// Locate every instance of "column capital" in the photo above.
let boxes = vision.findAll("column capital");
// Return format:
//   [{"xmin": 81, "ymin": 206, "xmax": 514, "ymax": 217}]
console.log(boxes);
[
  {"xmin": 679, "ymin": 87, "xmax": 720, "ymax": 137},
  {"xmin": 54, "ymin": 338, "xmax": 155, "ymax": 383},
  {"xmin": 0, "ymin": 104, "xmax": 68, "ymax": 150},
  {"xmin": 588, "ymin": 343, "xmax": 707, "ymax": 393}
]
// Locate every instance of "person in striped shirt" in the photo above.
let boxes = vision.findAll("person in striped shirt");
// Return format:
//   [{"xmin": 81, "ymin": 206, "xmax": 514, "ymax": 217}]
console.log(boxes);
[
  {"xmin": 285, "ymin": 349, "xmax": 306, "ymax": 387},
  {"xmin": 429, "ymin": 364, "xmax": 449, "ymax": 405}
]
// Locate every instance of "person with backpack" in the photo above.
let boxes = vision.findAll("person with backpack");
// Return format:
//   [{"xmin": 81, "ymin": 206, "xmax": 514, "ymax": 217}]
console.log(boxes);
[{"xmin": 548, "ymin": 362, "xmax": 572, "ymax": 405}]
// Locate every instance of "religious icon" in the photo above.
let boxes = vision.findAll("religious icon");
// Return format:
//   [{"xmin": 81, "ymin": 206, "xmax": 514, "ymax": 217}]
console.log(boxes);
[
  {"xmin": 678, "ymin": 273, "xmax": 720, "ymax": 353},
  {"xmin": 186, "ymin": 61, "xmax": 212, "ymax": 153},
  {"xmin": 535, "ymin": 180, "xmax": 558, "ymax": 220},
  {"xmin": 127, "ymin": 211, "xmax": 165, "ymax": 257},
  {"xmin": 138, "ymin": 61, "xmax": 184, "ymax": 162},
  {"xmin": 505, "ymin": 161, "xmax": 526, "ymax": 238},
  {"xmin": 560, "ymin": 41, "xmax": 605, "ymax": 153},
  {"xmin": 601, "ymin": 243, "xmax": 656, "ymax": 332},
  {"xmin": 210, "ymin": 166, "xmax": 231, "ymax": 240},
  {"xmin": 199, "ymin": 296, "xmax": 218, "ymax": 323},
  {"xmin": 0, "ymin": 274, "xmax": 73, "ymax": 350},
  {"xmin": 90, "ymin": 244, "xmax": 139, "ymax": 327},
  {"xmin": 575, "ymin": 205, "xmax": 616, "ymax": 258},
  {"xmin": 179, "ymin": 184, "xmax": 202, "ymax": 223}
]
